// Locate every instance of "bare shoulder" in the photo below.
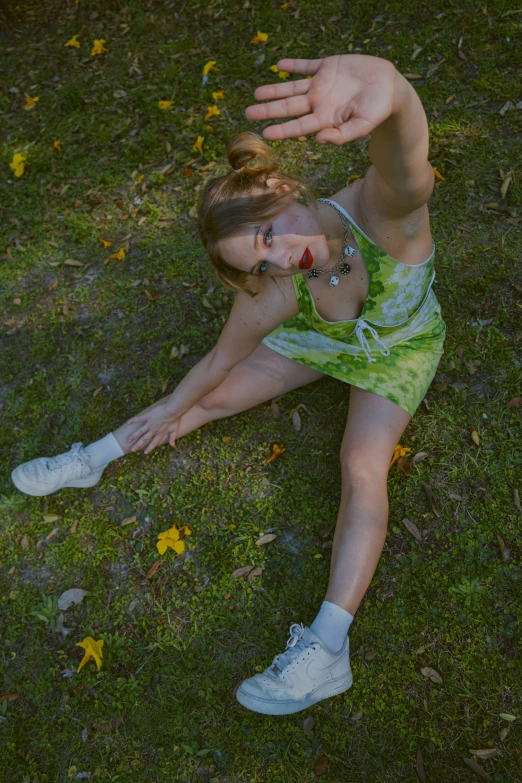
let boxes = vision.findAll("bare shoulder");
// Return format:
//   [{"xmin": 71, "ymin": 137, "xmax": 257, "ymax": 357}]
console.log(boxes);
[
  {"xmin": 327, "ymin": 177, "xmax": 434, "ymax": 266},
  {"xmin": 230, "ymin": 273, "xmax": 298, "ymax": 327}
]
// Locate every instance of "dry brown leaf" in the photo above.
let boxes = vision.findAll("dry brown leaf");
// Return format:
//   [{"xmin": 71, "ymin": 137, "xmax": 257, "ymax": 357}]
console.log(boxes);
[
  {"xmin": 64, "ymin": 259, "xmax": 84, "ymax": 267},
  {"xmin": 397, "ymin": 456, "xmax": 412, "ymax": 475},
  {"xmin": 471, "ymin": 426, "xmax": 480, "ymax": 446},
  {"xmin": 469, "ymin": 748, "xmax": 498, "ymax": 760},
  {"xmin": 314, "ymin": 755, "xmax": 329, "ymax": 776},
  {"xmin": 500, "ymin": 172, "xmax": 512, "ymax": 199},
  {"xmin": 421, "ymin": 666, "xmax": 443, "ymax": 684},
  {"xmin": 202, "ymin": 296, "xmax": 216, "ymax": 313},
  {"xmin": 114, "ymin": 710, "xmax": 124, "ymax": 731},
  {"xmin": 255, "ymin": 533, "xmax": 277, "ymax": 546},
  {"xmin": 499, "ymin": 726, "xmax": 511, "ymax": 741},
  {"xmin": 416, "ymin": 748, "xmax": 426, "ymax": 782},
  {"xmin": 506, "ymin": 396, "xmax": 522, "ymax": 408},
  {"xmin": 92, "ymin": 386, "xmax": 103, "ymax": 398},
  {"xmin": 145, "ymin": 559, "xmax": 161, "ymax": 579},
  {"xmin": 120, "ymin": 515, "xmax": 137, "ymax": 527},
  {"xmin": 21, "ymin": 534, "xmax": 29, "ymax": 550},
  {"xmin": 230, "ymin": 565, "xmax": 254, "ymax": 579},
  {"xmin": 423, "ymin": 483, "xmax": 441, "ymax": 517},
  {"xmin": 0, "ymin": 693, "xmax": 19, "ymax": 703},
  {"xmin": 43, "ymin": 513, "xmax": 59, "ymax": 523},
  {"xmin": 270, "ymin": 401, "xmax": 281, "ymax": 418},
  {"xmin": 303, "ymin": 715, "xmax": 314, "ymax": 735},
  {"xmin": 365, "ymin": 650, "xmax": 377, "ymax": 661},
  {"xmin": 222, "ymin": 436, "xmax": 233, "ymax": 446},
  {"xmin": 247, "ymin": 566, "xmax": 263, "ymax": 581},
  {"xmin": 449, "ymin": 492, "xmax": 464, "ymax": 501},
  {"xmin": 412, "ymin": 451, "xmax": 429, "ymax": 464},
  {"xmin": 463, "ymin": 758, "xmax": 491, "ymax": 781},
  {"xmin": 292, "ymin": 409, "xmax": 302, "ymax": 431},
  {"xmin": 403, "ymin": 518, "xmax": 422, "ymax": 541},
  {"xmin": 45, "ymin": 528, "xmax": 58, "ymax": 541}
]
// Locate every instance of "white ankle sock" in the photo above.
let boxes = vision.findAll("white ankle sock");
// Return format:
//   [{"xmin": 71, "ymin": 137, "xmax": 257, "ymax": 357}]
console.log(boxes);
[
  {"xmin": 310, "ymin": 601, "xmax": 354, "ymax": 654},
  {"xmin": 84, "ymin": 433, "xmax": 124, "ymax": 469}
]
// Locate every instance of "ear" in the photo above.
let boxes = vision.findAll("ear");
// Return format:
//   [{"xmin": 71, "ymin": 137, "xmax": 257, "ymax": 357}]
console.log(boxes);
[{"xmin": 266, "ymin": 177, "xmax": 291, "ymax": 194}]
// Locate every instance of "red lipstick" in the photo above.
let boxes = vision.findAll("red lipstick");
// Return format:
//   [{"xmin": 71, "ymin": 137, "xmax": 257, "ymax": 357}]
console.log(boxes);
[{"xmin": 299, "ymin": 247, "xmax": 313, "ymax": 269}]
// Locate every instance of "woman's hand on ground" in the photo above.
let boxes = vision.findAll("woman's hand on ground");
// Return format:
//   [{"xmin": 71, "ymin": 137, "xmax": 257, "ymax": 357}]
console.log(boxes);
[
  {"xmin": 245, "ymin": 54, "xmax": 398, "ymax": 146},
  {"xmin": 126, "ymin": 403, "xmax": 181, "ymax": 454}
]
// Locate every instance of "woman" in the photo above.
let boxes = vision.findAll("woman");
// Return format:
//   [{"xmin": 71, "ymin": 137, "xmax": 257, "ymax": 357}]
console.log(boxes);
[{"xmin": 11, "ymin": 54, "xmax": 445, "ymax": 715}]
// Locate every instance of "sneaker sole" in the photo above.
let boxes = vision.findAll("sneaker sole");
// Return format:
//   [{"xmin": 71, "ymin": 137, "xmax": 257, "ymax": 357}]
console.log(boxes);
[
  {"xmin": 236, "ymin": 671, "xmax": 353, "ymax": 716},
  {"xmin": 11, "ymin": 467, "xmax": 103, "ymax": 497}
]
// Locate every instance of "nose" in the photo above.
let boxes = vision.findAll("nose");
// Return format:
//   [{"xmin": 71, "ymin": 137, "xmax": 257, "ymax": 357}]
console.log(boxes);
[{"xmin": 273, "ymin": 255, "xmax": 293, "ymax": 271}]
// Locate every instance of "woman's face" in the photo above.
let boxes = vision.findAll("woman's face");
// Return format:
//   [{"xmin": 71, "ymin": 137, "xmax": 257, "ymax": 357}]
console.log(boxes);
[{"xmin": 217, "ymin": 183, "xmax": 334, "ymax": 279}]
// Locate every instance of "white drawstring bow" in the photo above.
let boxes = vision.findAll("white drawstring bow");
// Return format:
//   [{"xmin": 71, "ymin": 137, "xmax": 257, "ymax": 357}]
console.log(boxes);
[{"xmin": 355, "ymin": 319, "xmax": 390, "ymax": 363}]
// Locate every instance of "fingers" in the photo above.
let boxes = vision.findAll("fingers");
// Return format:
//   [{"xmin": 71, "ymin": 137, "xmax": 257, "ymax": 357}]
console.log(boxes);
[
  {"xmin": 261, "ymin": 113, "xmax": 322, "ymax": 141},
  {"xmin": 245, "ymin": 93, "xmax": 311, "ymax": 123},
  {"xmin": 127, "ymin": 423, "xmax": 149, "ymax": 445},
  {"xmin": 276, "ymin": 57, "xmax": 323, "ymax": 75},
  {"xmin": 168, "ymin": 432, "xmax": 177, "ymax": 448},
  {"xmin": 248, "ymin": 77, "xmax": 310, "ymax": 107},
  {"xmin": 127, "ymin": 414, "xmax": 146, "ymax": 425},
  {"xmin": 315, "ymin": 116, "xmax": 373, "ymax": 146}
]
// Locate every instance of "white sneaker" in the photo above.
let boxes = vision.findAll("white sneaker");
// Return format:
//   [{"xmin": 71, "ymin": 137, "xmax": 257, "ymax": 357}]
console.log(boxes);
[
  {"xmin": 236, "ymin": 623, "xmax": 352, "ymax": 715},
  {"xmin": 11, "ymin": 443, "xmax": 106, "ymax": 497}
]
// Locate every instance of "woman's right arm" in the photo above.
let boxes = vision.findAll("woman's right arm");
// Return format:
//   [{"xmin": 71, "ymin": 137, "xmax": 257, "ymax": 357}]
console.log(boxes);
[{"xmin": 127, "ymin": 276, "xmax": 297, "ymax": 453}]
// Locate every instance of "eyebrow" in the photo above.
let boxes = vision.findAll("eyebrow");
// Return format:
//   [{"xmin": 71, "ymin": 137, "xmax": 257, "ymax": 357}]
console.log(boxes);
[{"xmin": 249, "ymin": 226, "xmax": 261, "ymax": 275}]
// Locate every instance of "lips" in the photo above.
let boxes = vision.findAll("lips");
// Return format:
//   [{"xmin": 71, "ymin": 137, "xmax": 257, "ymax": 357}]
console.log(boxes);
[{"xmin": 299, "ymin": 247, "xmax": 313, "ymax": 269}]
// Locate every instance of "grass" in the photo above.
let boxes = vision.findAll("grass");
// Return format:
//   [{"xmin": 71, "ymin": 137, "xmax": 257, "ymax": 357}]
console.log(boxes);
[{"xmin": 1, "ymin": 0, "xmax": 521, "ymax": 781}]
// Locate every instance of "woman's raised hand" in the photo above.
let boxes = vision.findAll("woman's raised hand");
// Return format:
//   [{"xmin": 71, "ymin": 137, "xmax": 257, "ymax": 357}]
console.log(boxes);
[
  {"xmin": 245, "ymin": 54, "xmax": 398, "ymax": 146},
  {"xmin": 126, "ymin": 402, "xmax": 181, "ymax": 454}
]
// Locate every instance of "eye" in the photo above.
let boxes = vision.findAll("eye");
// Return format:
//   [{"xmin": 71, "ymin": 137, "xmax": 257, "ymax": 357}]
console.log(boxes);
[
  {"xmin": 264, "ymin": 226, "xmax": 273, "ymax": 247},
  {"xmin": 259, "ymin": 260, "xmax": 268, "ymax": 274}
]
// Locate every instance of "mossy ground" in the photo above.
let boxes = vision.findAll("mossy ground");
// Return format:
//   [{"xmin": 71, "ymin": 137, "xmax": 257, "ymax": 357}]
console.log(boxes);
[{"xmin": 0, "ymin": 1, "xmax": 521, "ymax": 781}]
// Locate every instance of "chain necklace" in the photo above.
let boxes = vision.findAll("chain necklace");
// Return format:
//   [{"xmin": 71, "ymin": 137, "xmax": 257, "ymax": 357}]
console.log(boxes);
[{"xmin": 307, "ymin": 202, "xmax": 357, "ymax": 287}]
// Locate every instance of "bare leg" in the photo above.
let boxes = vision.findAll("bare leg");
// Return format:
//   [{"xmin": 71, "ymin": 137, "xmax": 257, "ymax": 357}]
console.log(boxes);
[
  {"xmin": 325, "ymin": 387, "xmax": 411, "ymax": 616},
  {"xmin": 113, "ymin": 343, "xmax": 324, "ymax": 453}
]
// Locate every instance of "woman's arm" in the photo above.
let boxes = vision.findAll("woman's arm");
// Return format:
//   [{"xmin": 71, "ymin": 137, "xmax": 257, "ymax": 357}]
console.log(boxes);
[
  {"xmin": 364, "ymin": 70, "xmax": 434, "ymax": 217},
  {"xmin": 127, "ymin": 277, "xmax": 297, "ymax": 453}
]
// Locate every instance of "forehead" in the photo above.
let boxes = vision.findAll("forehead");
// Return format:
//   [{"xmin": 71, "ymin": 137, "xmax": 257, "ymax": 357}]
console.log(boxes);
[{"xmin": 217, "ymin": 225, "xmax": 260, "ymax": 272}]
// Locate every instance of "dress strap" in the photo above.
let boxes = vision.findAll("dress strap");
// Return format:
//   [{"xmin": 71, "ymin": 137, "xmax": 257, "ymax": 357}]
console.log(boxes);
[{"xmin": 318, "ymin": 198, "xmax": 367, "ymax": 240}]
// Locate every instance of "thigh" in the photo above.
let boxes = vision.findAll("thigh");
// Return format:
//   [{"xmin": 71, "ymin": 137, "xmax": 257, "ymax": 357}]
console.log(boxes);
[
  {"xmin": 198, "ymin": 342, "xmax": 325, "ymax": 416},
  {"xmin": 341, "ymin": 386, "xmax": 412, "ymax": 472}
]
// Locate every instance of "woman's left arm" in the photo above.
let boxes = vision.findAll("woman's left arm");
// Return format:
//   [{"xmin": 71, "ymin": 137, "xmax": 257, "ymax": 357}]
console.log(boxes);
[
  {"xmin": 246, "ymin": 54, "xmax": 434, "ymax": 217},
  {"xmin": 365, "ymin": 71, "xmax": 434, "ymax": 217}
]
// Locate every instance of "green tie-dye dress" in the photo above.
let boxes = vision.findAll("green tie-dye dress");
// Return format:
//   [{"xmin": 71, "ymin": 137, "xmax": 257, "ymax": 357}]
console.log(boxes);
[{"xmin": 262, "ymin": 198, "xmax": 446, "ymax": 416}]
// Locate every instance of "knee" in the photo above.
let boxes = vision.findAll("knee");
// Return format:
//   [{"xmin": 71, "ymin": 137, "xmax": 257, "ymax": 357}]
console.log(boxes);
[{"xmin": 339, "ymin": 448, "xmax": 389, "ymax": 491}]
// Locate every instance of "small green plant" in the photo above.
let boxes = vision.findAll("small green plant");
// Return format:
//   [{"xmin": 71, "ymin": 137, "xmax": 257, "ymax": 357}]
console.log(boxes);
[
  {"xmin": 30, "ymin": 595, "xmax": 59, "ymax": 627},
  {"xmin": 449, "ymin": 577, "xmax": 487, "ymax": 609}
]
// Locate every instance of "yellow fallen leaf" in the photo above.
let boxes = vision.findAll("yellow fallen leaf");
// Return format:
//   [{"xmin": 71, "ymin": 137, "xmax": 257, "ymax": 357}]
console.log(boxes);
[
  {"xmin": 157, "ymin": 524, "xmax": 186, "ymax": 555},
  {"xmin": 265, "ymin": 443, "xmax": 286, "ymax": 464},
  {"xmin": 281, "ymin": 1, "xmax": 291, "ymax": 8},
  {"xmin": 10, "ymin": 153, "xmax": 26, "ymax": 178},
  {"xmin": 212, "ymin": 90, "xmax": 225, "ymax": 100},
  {"xmin": 108, "ymin": 248, "xmax": 125, "ymax": 260},
  {"xmin": 158, "ymin": 100, "xmax": 174, "ymax": 110},
  {"xmin": 24, "ymin": 95, "xmax": 39, "ymax": 110},
  {"xmin": 433, "ymin": 167, "xmax": 445, "ymax": 181},
  {"xmin": 204, "ymin": 105, "xmax": 220, "ymax": 121},
  {"xmin": 202, "ymin": 60, "xmax": 219, "ymax": 76},
  {"xmin": 471, "ymin": 427, "xmax": 480, "ymax": 446},
  {"xmin": 389, "ymin": 444, "xmax": 411, "ymax": 468},
  {"xmin": 91, "ymin": 39, "xmax": 107, "ymax": 56},
  {"xmin": 269, "ymin": 65, "xmax": 289, "ymax": 80},
  {"xmin": 53, "ymin": 140, "xmax": 63, "ymax": 152},
  {"xmin": 100, "ymin": 239, "xmax": 112, "ymax": 248},
  {"xmin": 192, "ymin": 135, "xmax": 204, "ymax": 154},
  {"xmin": 251, "ymin": 31, "xmax": 269, "ymax": 44},
  {"xmin": 65, "ymin": 34, "xmax": 80, "ymax": 48},
  {"xmin": 76, "ymin": 636, "xmax": 104, "ymax": 671}
]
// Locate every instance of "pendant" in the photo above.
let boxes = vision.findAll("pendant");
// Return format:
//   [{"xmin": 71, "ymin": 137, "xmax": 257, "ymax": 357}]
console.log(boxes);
[
  {"xmin": 329, "ymin": 275, "xmax": 340, "ymax": 287},
  {"xmin": 307, "ymin": 269, "xmax": 319, "ymax": 280},
  {"xmin": 339, "ymin": 262, "xmax": 351, "ymax": 275},
  {"xmin": 344, "ymin": 245, "xmax": 357, "ymax": 258}
]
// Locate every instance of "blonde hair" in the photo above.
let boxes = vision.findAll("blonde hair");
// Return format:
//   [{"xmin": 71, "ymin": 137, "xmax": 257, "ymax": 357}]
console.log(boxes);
[{"xmin": 196, "ymin": 131, "xmax": 316, "ymax": 295}]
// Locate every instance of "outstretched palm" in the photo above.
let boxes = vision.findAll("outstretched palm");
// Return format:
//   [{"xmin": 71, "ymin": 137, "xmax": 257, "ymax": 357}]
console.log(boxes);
[{"xmin": 245, "ymin": 54, "xmax": 397, "ymax": 145}]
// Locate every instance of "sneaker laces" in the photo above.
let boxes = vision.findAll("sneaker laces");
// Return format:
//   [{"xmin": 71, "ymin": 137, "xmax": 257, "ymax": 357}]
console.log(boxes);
[
  {"xmin": 45, "ymin": 442, "xmax": 90, "ymax": 473},
  {"xmin": 270, "ymin": 623, "xmax": 315, "ymax": 675}
]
